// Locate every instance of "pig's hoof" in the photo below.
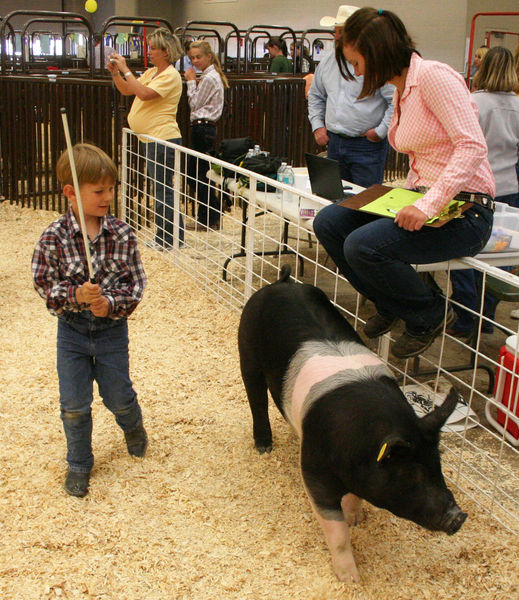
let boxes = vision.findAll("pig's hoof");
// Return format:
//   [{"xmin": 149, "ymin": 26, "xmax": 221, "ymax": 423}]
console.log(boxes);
[
  {"xmin": 255, "ymin": 441, "xmax": 273, "ymax": 454},
  {"xmin": 337, "ymin": 570, "xmax": 361, "ymax": 584},
  {"xmin": 345, "ymin": 510, "xmax": 364, "ymax": 527},
  {"xmin": 333, "ymin": 559, "xmax": 360, "ymax": 584}
]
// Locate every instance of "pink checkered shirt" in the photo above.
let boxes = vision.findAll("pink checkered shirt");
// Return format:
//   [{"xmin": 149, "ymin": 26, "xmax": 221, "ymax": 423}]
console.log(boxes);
[
  {"xmin": 388, "ymin": 53, "xmax": 495, "ymax": 218},
  {"xmin": 32, "ymin": 207, "xmax": 146, "ymax": 318}
]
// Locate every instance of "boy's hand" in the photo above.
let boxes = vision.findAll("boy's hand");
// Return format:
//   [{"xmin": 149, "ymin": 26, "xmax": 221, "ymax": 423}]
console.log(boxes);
[
  {"xmin": 90, "ymin": 296, "xmax": 110, "ymax": 317},
  {"xmin": 76, "ymin": 281, "xmax": 102, "ymax": 304}
]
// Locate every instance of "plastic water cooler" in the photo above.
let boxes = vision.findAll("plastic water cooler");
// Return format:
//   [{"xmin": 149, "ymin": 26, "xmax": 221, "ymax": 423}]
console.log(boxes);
[{"xmin": 487, "ymin": 334, "xmax": 519, "ymax": 446}]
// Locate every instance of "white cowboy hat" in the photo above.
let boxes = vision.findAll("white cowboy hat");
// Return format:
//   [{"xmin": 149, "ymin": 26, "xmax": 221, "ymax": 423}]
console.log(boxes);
[{"xmin": 320, "ymin": 5, "xmax": 360, "ymax": 27}]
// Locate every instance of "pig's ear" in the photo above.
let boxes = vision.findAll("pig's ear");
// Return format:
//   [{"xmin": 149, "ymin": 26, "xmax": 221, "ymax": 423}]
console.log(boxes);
[
  {"xmin": 420, "ymin": 386, "xmax": 460, "ymax": 433},
  {"xmin": 376, "ymin": 436, "xmax": 413, "ymax": 463}
]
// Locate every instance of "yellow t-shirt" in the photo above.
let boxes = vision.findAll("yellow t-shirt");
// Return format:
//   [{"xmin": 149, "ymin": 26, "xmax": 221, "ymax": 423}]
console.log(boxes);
[{"xmin": 127, "ymin": 65, "xmax": 182, "ymax": 141}]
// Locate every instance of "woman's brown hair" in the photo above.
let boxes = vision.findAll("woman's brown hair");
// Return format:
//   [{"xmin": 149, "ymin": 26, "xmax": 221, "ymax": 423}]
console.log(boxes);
[
  {"xmin": 473, "ymin": 46, "xmax": 519, "ymax": 93},
  {"xmin": 147, "ymin": 28, "xmax": 182, "ymax": 64},
  {"xmin": 266, "ymin": 37, "xmax": 288, "ymax": 57},
  {"xmin": 338, "ymin": 7, "xmax": 416, "ymax": 98}
]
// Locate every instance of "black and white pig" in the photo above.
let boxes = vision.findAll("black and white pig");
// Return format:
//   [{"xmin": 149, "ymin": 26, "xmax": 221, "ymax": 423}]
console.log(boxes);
[{"xmin": 237, "ymin": 266, "xmax": 467, "ymax": 583}]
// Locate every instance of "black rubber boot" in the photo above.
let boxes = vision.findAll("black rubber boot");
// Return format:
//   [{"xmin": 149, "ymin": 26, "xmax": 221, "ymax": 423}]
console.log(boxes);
[
  {"xmin": 64, "ymin": 470, "xmax": 90, "ymax": 497},
  {"xmin": 124, "ymin": 421, "xmax": 148, "ymax": 457}
]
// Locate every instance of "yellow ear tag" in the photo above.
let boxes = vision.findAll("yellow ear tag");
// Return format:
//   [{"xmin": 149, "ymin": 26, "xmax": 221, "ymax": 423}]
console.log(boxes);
[{"xmin": 377, "ymin": 442, "xmax": 388, "ymax": 462}]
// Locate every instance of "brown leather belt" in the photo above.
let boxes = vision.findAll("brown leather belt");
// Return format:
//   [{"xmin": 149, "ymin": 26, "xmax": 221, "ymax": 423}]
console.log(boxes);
[
  {"xmin": 454, "ymin": 191, "xmax": 495, "ymax": 211},
  {"xmin": 416, "ymin": 187, "xmax": 495, "ymax": 211}
]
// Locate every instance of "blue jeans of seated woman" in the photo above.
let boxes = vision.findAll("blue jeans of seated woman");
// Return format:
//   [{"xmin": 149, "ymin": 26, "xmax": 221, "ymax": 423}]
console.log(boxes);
[
  {"xmin": 57, "ymin": 312, "xmax": 142, "ymax": 473},
  {"xmin": 146, "ymin": 138, "xmax": 184, "ymax": 247},
  {"xmin": 450, "ymin": 192, "xmax": 519, "ymax": 333},
  {"xmin": 313, "ymin": 202, "xmax": 493, "ymax": 335},
  {"xmin": 328, "ymin": 133, "xmax": 388, "ymax": 188}
]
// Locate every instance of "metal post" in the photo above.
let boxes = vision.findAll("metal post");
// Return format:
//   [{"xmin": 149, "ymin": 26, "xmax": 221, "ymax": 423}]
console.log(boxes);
[
  {"xmin": 120, "ymin": 128, "xmax": 128, "ymax": 222},
  {"xmin": 244, "ymin": 175, "xmax": 257, "ymax": 300},
  {"xmin": 173, "ymin": 144, "xmax": 182, "ymax": 251}
]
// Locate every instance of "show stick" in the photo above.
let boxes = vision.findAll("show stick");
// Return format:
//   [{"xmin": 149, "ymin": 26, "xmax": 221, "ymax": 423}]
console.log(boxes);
[{"xmin": 60, "ymin": 107, "xmax": 95, "ymax": 283}]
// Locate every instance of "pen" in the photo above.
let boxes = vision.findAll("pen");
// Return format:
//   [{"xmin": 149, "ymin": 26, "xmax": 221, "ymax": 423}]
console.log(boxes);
[{"xmin": 387, "ymin": 208, "xmax": 398, "ymax": 214}]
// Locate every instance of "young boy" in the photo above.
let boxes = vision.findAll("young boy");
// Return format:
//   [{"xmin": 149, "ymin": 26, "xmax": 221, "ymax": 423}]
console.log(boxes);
[{"xmin": 32, "ymin": 143, "xmax": 148, "ymax": 498}]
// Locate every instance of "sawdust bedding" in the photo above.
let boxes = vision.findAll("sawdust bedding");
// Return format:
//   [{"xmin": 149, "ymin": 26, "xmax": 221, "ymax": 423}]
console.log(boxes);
[{"xmin": 1, "ymin": 202, "xmax": 517, "ymax": 600}]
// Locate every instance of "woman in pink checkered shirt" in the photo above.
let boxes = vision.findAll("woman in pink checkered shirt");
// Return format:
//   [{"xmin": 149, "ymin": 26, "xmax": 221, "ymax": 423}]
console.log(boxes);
[{"xmin": 313, "ymin": 7, "xmax": 496, "ymax": 360}]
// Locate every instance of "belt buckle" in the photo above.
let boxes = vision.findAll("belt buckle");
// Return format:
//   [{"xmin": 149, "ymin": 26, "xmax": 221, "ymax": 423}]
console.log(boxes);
[{"xmin": 469, "ymin": 193, "xmax": 494, "ymax": 212}]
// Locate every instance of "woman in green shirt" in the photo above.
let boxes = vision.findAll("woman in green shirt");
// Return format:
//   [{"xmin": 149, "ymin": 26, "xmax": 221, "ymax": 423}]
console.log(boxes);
[{"xmin": 266, "ymin": 37, "xmax": 292, "ymax": 73}]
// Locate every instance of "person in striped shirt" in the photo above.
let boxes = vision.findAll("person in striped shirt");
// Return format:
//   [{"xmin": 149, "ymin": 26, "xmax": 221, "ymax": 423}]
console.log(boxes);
[
  {"xmin": 32, "ymin": 144, "xmax": 148, "ymax": 498},
  {"xmin": 185, "ymin": 41, "xmax": 229, "ymax": 231},
  {"xmin": 313, "ymin": 7, "xmax": 495, "ymax": 360}
]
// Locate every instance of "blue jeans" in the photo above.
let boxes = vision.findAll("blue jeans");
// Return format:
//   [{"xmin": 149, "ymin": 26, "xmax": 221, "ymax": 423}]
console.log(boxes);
[
  {"xmin": 57, "ymin": 312, "xmax": 142, "ymax": 473},
  {"xmin": 313, "ymin": 203, "xmax": 493, "ymax": 334},
  {"xmin": 328, "ymin": 132, "xmax": 387, "ymax": 188},
  {"xmin": 146, "ymin": 138, "xmax": 184, "ymax": 247},
  {"xmin": 188, "ymin": 123, "xmax": 222, "ymax": 227},
  {"xmin": 450, "ymin": 192, "xmax": 519, "ymax": 332}
]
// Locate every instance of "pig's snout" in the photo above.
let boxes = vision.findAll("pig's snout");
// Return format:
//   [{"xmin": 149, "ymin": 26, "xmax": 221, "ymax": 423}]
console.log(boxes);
[{"xmin": 440, "ymin": 505, "xmax": 467, "ymax": 535}]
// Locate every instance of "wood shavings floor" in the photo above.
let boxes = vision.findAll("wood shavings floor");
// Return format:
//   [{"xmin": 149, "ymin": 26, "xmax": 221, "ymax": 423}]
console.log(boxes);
[{"xmin": 1, "ymin": 202, "xmax": 517, "ymax": 600}]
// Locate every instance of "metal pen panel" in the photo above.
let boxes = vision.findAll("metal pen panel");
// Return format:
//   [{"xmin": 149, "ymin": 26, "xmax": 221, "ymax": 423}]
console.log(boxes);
[{"xmin": 0, "ymin": 73, "xmax": 409, "ymax": 209}]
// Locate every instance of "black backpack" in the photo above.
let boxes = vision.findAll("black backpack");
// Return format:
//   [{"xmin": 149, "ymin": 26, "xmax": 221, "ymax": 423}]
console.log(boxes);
[
  {"xmin": 216, "ymin": 137, "xmax": 254, "ymax": 176},
  {"xmin": 238, "ymin": 155, "xmax": 283, "ymax": 192},
  {"xmin": 240, "ymin": 155, "xmax": 282, "ymax": 177}
]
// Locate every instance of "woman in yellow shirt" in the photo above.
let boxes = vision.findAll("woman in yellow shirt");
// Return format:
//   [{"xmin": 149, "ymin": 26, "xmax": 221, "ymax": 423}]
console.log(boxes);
[{"xmin": 109, "ymin": 28, "xmax": 184, "ymax": 249}]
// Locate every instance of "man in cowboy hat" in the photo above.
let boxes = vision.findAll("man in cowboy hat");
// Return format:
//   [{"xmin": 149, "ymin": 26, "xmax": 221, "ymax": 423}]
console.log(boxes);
[{"xmin": 308, "ymin": 5, "xmax": 394, "ymax": 187}]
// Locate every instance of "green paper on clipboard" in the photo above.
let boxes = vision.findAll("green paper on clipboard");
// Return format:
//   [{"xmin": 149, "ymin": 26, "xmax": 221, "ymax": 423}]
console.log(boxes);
[{"xmin": 359, "ymin": 188, "xmax": 464, "ymax": 224}]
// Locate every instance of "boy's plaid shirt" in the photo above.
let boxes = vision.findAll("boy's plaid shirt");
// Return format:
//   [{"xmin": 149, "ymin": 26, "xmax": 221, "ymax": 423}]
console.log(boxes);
[{"xmin": 32, "ymin": 208, "xmax": 147, "ymax": 317}]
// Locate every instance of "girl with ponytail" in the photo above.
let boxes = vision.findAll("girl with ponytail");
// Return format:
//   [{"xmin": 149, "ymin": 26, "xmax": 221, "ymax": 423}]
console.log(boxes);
[{"xmin": 185, "ymin": 41, "xmax": 229, "ymax": 230}]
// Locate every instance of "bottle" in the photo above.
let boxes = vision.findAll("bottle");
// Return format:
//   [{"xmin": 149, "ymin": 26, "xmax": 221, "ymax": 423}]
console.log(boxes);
[
  {"xmin": 253, "ymin": 144, "xmax": 261, "ymax": 156},
  {"xmin": 245, "ymin": 148, "xmax": 255, "ymax": 159},
  {"xmin": 276, "ymin": 162, "xmax": 287, "ymax": 200},
  {"xmin": 283, "ymin": 164, "xmax": 295, "ymax": 204},
  {"xmin": 283, "ymin": 164, "xmax": 295, "ymax": 187}
]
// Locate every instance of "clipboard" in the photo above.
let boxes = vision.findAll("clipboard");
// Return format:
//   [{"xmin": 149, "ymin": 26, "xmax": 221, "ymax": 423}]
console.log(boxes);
[{"xmin": 339, "ymin": 184, "xmax": 472, "ymax": 227}]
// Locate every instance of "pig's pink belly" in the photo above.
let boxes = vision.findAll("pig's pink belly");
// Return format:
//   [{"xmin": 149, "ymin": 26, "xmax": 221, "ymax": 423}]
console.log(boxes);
[{"xmin": 282, "ymin": 342, "xmax": 390, "ymax": 436}]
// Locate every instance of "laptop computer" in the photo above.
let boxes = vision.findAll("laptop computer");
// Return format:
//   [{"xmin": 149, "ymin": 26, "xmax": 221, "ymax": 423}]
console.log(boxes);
[{"xmin": 305, "ymin": 153, "xmax": 355, "ymax": 202}]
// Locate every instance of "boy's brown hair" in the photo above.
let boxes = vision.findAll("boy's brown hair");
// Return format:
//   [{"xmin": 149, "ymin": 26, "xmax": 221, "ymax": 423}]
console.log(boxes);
[{"xmin": 56, "ymin": 143, "xmax": 118, "ymax": 187}]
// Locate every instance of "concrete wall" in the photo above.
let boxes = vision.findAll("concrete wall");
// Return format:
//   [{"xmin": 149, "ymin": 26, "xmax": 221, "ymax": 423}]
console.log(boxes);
[
  {"xmin": 2, "ymin": 1, "xmax": 63, "ymax": 30},
  {"xmin": 135, "ymin": 1, "xmax": 184, "ymax": 29},
  {"xmin": 4, "ymin": 1, "xmax": 519, "ymax": 71},
  {"xmin": 1, "ymin": 1, "xmax": 113, "ymax": 32},
  {"xmin": 175, "ymin": 0, "xmax": 469, "ymax": 70},
  {"xmin": 466, "ymin": 0, "xmax": 519, "ymax": 55}
]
